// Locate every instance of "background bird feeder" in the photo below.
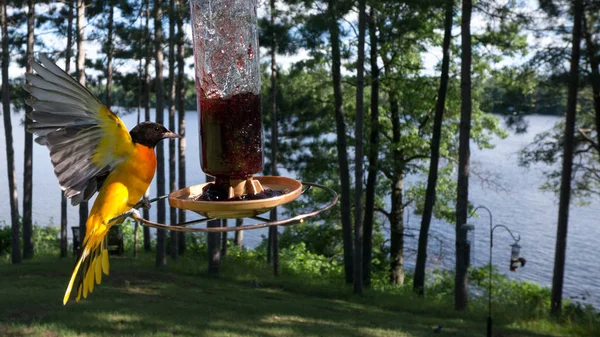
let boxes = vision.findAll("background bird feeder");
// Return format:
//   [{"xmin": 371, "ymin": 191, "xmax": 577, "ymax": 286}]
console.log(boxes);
[
  {"xmin": 134, "ymin": 0, "xmax": 336, "ymax": 232},
  {"xmin": 509, "ymin": 242, "xmax": 523, "ymax": 271}
]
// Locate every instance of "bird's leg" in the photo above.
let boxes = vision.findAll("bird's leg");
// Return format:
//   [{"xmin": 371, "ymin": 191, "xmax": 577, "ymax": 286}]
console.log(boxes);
[
  {"xmin": 134, "ymin": 198, "xmax": 151, "ymax": 210},
  {"xmin": 108, "ymin": 208, "xmax": 143, "ymax": 224}
]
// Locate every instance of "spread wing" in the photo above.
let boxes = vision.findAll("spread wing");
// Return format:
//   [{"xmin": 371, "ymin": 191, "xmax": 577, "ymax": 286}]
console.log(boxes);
[{"xmin": 25, "ymin": 54, "xmax": 135, "ymax": 205}]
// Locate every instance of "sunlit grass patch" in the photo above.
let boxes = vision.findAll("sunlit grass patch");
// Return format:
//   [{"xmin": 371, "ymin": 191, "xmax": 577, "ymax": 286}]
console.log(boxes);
[{"xmin": 0, "ymin": 253, "xmax": 597, "ymax": 337}]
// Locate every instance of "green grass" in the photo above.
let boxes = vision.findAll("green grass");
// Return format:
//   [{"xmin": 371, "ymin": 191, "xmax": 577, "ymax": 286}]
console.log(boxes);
[{"xmin": 0, "ymin": 253, "xmax": 594, "ymax": 337}]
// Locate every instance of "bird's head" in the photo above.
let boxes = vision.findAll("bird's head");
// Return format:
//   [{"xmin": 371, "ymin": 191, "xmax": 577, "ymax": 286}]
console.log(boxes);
[{"xmin": 130, "ymin": 122, "xmax": 181, "ymax": 148}]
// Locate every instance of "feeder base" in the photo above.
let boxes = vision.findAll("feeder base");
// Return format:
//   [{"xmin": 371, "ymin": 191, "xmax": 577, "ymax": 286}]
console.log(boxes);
[{"xmin": 168, "ymin": 176, "xmax": 302, "ymax": 219}]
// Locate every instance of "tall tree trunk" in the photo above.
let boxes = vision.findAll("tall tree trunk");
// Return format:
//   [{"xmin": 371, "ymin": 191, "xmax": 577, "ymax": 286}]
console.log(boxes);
[
  {"xmin": 76, "ymin": 0, "xmax": 88, "ymax": 237},
  {"xmin": 176, "ymin": 0, "xmax": 186, "ymax": 256},
  {"xmin": 455, "ymin": 0, "xmax": 473, "ymax": 311},
  {"xmin": 353, "ymin": 0, "xmax": 366, "ymax": 296},
  {"xmin": 234, "ymin": 218, "xmax": 243, "ymax": 246},
  {"xmin": 61, "ymin": 0, "xmax": 74, "ymax": 258},
  {"xmin": 413, "ymin": 0, "xmax": 453, "ymax": 296},
  {"xmin": 362, "ymin": 5, "xmax": 379, "ymax": 287},
  {"xmin": 155, "ymin": 0, "xmax": 167, "ymax": 267},
  {"xmin": 22, "ymin": 0, "xmax": 35, "ymax": 259},
  {"xmin": 328, "ymin": 0, "xmax": 354, "ymax": 284},
  {"xmin": 583, "ymin": 13, "xmax": 600, "ymax": 141},
  {"xmin": 168, "ymin": 0, "xmax": 178, "ymax": 260},
  {"xmin": 268, "ymin": 0, "xmax": 279, "ymax": 276},
  {"xmin": 551, "ymin": 0, "xmax": 582, "ymax": 316},
  {"xmin": 1, "ymin": 0, "xmax": 21, "ymax": 264},
  {"xmin": 389, "ymin": 84, "xmax": 404, "ymax": 285},
  {"xmin": 106, "ymin": 4, "xmax": 114, "ymax": 108},
  {"xmin": 143, "ymin": 0, "xmax": 152, "ymax": 252}
]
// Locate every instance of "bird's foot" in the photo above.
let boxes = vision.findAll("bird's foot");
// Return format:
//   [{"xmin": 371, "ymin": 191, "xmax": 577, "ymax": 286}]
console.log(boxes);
[
  {"xmin": 134, "ymin": 198, "xmax": 151, "ymax": 210},
  {"xmin": 108, "ymin": 208, "xmax": 143, "ymax": 224}
]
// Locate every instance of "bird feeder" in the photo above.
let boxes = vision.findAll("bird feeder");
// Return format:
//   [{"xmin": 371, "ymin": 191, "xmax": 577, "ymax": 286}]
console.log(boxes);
[
  {"xmin": 134, "ymin": 0, "xmax": 336, "ymax": 232},
  {"xmin": 509, "ymin": 242, "xmax": 522, "ymax": 272}
]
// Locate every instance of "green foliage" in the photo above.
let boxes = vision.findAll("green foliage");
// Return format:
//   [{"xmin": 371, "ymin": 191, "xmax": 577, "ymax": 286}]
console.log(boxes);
[
  {"xmin": 470, "ymin": 265, "xmax": 551, "ymax": 318},
  {"xmin": 31, "ymin": 224, "xmax": 60, "ymax": 256},
  {"xmin": 0, "ymin": 220, "xmax": 61, "ymax": 258},
  {"xmin": 520, "ymin": 110, "xmax": 600, "ymax": 203},
  {"xmin": 279, "ymin": 242, "xmax": 343, "ymax": 279},
  {"xmin": 114, "ymin": 219, "xmax": 136, "ymax": 251},
  {"xmin": 0, "ymin": 222, "xmax": 10, "ymax": 258}
]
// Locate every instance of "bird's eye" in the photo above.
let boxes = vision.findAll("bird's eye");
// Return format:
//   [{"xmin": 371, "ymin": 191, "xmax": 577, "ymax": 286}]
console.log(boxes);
[{"xmin": 154, "ymin": 126, "xmax": 160, "ymax": 131}]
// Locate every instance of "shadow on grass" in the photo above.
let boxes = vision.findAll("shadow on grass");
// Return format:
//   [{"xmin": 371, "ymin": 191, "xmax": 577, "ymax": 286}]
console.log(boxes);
[{"xmin": 0, "ymin": 256, "xmax": 576, "ymax": 337}]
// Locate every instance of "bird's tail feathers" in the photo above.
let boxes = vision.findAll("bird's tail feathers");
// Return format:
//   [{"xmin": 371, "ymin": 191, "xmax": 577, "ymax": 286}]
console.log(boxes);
[{"xmin": 63, "ymin": 235, "xmax": 110, "ymax": 305}]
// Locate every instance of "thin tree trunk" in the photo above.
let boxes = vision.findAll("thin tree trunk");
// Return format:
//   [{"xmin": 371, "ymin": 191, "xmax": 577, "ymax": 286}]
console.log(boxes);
[
  {"xmin": 61, "ymin": 0, "xmax": 73, "ymax": 258},
  {"xmin": 155, "ymin": 0, "xmax": 167, "ymax": 268},
  {"xmin": 176, "ymin": 0, "xmax": 186, "ymax": 256},
  {"xmin": 168, "ymin": 0, "xmax": 178, "ymax": 260},
  {"xmin": 234, "ymin": 218, "xmax": 243, "ymax": 246},
  {"xmin": 61, "ymin": 192, "xmax": 68, "ymax": 257},
  {"xmin": 389, "ymin": 171, "xmax": 405, "ymax": 285},
  {"xmin": 22, "ymin": 0, "xmax": 35, "ymax": 259},
  {"xmin": 267, "ymin": 222, "xmax": 272, "ymax": 263},
  {"xmin": 143, "ymin": 0, "xmax": 152, "ymax": 252},
  {"xmin": 207, "ymin": 176, "xmax": 221, "ymax": 274},
  {"xmin": 76, "ymin": 0, "xmax": 85, "ymax": 85},
  {"xmin": 221, "ymin": 219, "xmax": 228, "ymax": 257},
  {"xmin": 207, "ymin": 218, "xmax": 221, "ymax": 274},
  {"xmin": 582, "ymin": 14, "xmax": 600, "ymax": 142},
  {"xmin": 134, "ymin": 23, "xmax": 144, "ymax": 259},
  {"xmin": 106, "ymin": 4, "xmax": 114, "ymax": 108},
  {"xmin": 328, "ymin": 0, "xmax": 354, "ymax": 284},
  {"xmin": 551, "ymin": 0, "xmax": 582, "ymax": 316},
  {"xmin": 413, "ymin": 0, "xmax": 453, "ymax": 296},
  {"xmin": 362, "ymin": 5, "xmax": 379, "ymax": 287},
  {"xmin": 65, "ymin": 0, "xmax": 73, "ymax": 74},
  {"xmin": 353, "ymin": 0, "xmax": 366, "ymax": 296},
  {"xmin": 455, "ymin": 0, "xmax": 473, "ymax": 311},
  {"xmin": 388, "ymin": 80, "xmax": 404, "ymax": 285},
  {"xmin": 268, "ymin": 0, "xmax": 279, "ymax": 276},
  {"xmin": 1, "ymin": 0, "xmax": 22, "ymax": 264},
  {"xmin": 76, "ymin": 0, "xmax": 88, "ymax": 237}
]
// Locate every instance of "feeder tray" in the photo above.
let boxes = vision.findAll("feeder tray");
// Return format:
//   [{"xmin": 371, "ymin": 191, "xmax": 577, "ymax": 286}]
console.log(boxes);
[
  {"xmin": 169, "ymin": 176, "xmax": 303, "ymax": 219},
  {"xmin": 129, "ymin": 181, "xmax": 338, "ymax": 233}
]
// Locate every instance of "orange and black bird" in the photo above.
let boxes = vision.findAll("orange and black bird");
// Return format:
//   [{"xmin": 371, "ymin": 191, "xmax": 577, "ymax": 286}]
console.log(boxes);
[{"xmin": 25, "ymin": 54, "xmax": 180, "ymax": 305}]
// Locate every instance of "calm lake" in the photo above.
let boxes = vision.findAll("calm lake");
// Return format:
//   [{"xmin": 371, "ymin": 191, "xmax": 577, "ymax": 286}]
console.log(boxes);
[{"xmin": 1, "ymin": 108, "xmax": 598, "ymax": 307}]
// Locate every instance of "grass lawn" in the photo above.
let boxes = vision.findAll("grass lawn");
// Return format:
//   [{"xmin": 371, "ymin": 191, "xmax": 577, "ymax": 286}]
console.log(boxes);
[{"xmin": 0, "ymin": 254, "xmax": 591, "ymax": 337}]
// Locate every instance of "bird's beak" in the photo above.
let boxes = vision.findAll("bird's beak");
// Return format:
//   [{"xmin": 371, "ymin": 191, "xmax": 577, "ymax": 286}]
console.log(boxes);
[{"xmin": 163, "ymin": 131, "xmax": 182, "ymax": 139}]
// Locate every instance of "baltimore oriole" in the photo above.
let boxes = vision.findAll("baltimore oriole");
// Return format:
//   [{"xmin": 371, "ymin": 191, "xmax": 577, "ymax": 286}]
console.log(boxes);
[{"xmin": 25, "ymin": 54, "xmax": 180, "ymax": 305}]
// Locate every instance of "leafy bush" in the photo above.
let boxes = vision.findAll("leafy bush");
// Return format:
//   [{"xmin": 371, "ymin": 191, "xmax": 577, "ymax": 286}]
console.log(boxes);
[
  {"xmin": 279, "ymin": 242, "xmax": 343, "ymax": 279},
  {"xmin": 0, "ymin": 221, "xmax": 60, "ymax": 257},
  {"xmin": 0, "ymin": 222, "xmax": 10, "ymax": 257},
  {"xmin": 32, "ymin": 224, "xmax": 60, "ymax": 256},
  {"xmin": 469, "ymin": 265, "xmax": 551, "ymax": 319}
]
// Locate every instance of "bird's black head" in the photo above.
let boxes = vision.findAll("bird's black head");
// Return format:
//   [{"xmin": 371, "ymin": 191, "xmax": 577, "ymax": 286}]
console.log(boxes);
[{"xmin": 130, "ymin": 122, "xmax": 180, "ymax": 148}]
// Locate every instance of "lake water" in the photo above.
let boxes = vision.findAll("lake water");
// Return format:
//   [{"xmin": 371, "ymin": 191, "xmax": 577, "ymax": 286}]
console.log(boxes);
[{"xmin": 1, "ymin": 108, "xmax": 598, "ymax": 307}]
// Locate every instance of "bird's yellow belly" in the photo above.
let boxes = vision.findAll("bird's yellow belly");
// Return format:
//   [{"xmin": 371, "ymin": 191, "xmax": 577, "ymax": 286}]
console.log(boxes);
[{"xmin": 86, "ymin": 144, "xmax": 156, "ymax": 240}]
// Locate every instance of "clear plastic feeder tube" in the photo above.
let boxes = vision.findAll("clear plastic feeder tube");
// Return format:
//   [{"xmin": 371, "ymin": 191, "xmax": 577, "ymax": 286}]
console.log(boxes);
[{"xmin": 191, "ymin": 0, "xmax": 262, "ymax": 182}]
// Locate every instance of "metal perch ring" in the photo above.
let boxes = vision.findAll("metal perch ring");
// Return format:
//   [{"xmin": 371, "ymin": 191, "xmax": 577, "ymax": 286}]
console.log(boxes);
[{"xmin": 130, "ymin": 182, "xmax": 338, "ymax": 232}]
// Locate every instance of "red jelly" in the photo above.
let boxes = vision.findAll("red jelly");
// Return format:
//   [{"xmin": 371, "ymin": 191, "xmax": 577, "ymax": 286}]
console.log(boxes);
[{"xmin": 200, "ymin": 92, "xmax": 263, "ymax": 180}]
